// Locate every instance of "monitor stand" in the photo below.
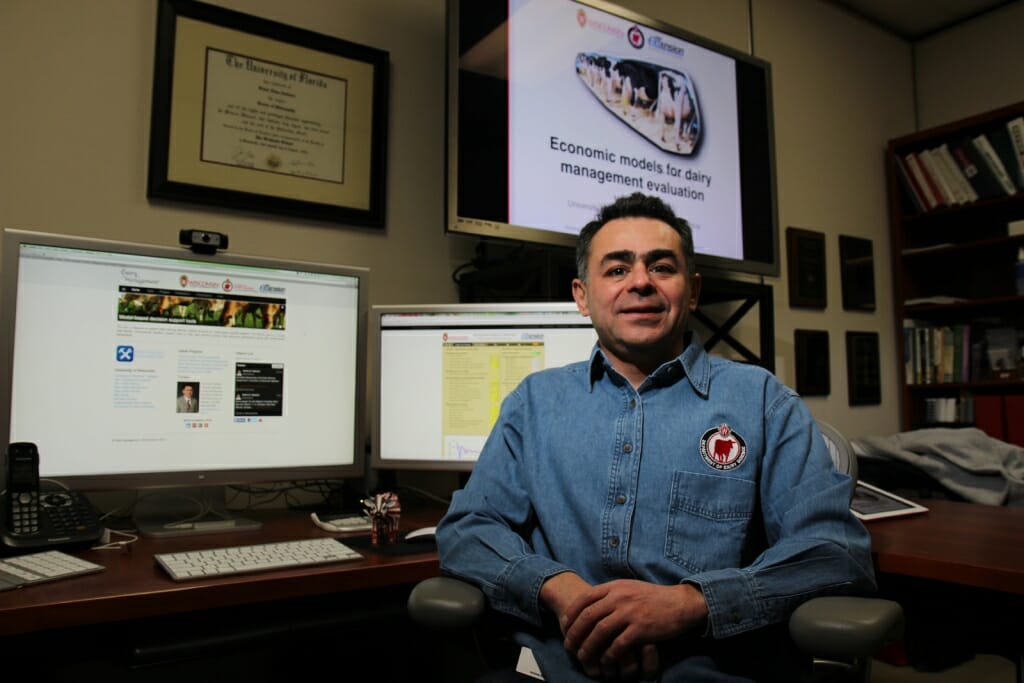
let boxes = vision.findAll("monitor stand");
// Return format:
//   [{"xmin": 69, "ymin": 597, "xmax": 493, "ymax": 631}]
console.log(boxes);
[{"xmin": 133, "ymin": 486, "xmax": 262, "ymax": 538}]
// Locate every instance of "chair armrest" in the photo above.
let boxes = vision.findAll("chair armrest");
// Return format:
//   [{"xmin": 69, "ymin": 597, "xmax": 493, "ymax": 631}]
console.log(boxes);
[
  {"xmin": 407, "ymin": 576, "xmax": 487, "ymax": 630},
  {"xmin": 789, "ymin": 596, "xmax": 904, "ymax": 661},
  {"xmin": 409, "ymin": 580, "xmax": 905, "ymax": 663}
]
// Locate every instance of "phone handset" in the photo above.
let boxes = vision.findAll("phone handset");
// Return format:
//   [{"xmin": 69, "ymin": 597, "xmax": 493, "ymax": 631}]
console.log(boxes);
[{"xmin": 4, "ymin": 442, "xmax": 41, "ymax": 537}]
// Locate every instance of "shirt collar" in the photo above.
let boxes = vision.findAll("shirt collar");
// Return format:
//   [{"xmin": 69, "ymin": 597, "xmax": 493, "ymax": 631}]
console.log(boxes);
[{"xmin": 586, "ymin": 331, "xmax": 710, "ymax": 397}]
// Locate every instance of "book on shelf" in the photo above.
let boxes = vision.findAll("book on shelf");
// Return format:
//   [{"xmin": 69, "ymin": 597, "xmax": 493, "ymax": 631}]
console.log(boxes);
[
  {"xmin": 935, "ymin": 143, "xmax": 978, "ymax": 203},
  {"xmin": 950, "ymin": 137, "xmax": 1005, "ymax": 200},
  {"xmin": 893, "ymin": 154, "xmax": 928, "ymax": 213},
  {"xmin": 971, "ymin": 132, "xmax": 1018, "ymax": 196},
  {"xmin": 939, "ymin": 325, "xmax": 956, "ymax": 383},
  {"xmin": 924, "ymin": 396, "xmax": 963, "ymax": 424},
  {"xmin": 902, "ymin": 320, "xmax": 976, "ymax": 385},
  {"xmin": 917, "ymin": 148, "xmax": 960, "ymax": 206},
  {"xmin": 956, "ymin": 324, "xmax": 971, "ymax": 382},
  {"xmin": 903, "ymin": 152, "xmax": 943, "ymax": 209},
  {"xmin": 901, "ymin": 243, "xmax": 955, "ymax": 255},
  {"xmin": 989, "ymin": 123, "xmax": 1024, "ymax": 190},
  {"xmin": 1006, "ymin": 116, "xmax": 1024, "ymax": 189},
  {"xmin": 984, "ymin": 326, "xmax": 1019, "ymax": 379},
  {"xmin": 902, "ymin": 323, "xmax": 913, "ymax": 382},
  {"xmin": 922, "ymin": 396, "xmax": 974, "ymax": 425},
  {"xmin": 904, "ymin": 295, "xmax": 968, "ymax": 306}
]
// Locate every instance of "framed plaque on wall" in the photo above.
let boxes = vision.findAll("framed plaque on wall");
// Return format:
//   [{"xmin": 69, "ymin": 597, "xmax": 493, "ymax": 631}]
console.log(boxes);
[
  {"xmin": 794, "ymin": 329, "xmax": 830, "ymax": 396},
  {"xmin": 786, "ymin": 227, "xmax": 827, "ymax": 309},
  {"xmin": 846, "ymin": 331, "xmax": 881, "ymax": 405}
]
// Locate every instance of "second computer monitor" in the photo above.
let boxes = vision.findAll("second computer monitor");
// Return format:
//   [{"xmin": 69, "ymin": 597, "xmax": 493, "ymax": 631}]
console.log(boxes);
[{"xmin": 371, "ymin": 302, "xmax": 597, "ymax": 472}]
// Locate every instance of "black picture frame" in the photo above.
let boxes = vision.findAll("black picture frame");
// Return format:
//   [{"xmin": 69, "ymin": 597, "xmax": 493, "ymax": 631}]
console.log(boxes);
[
  {"xmin": 786, "ymin": 227, "xmax": 827, "ymax": 309},
  {"xmin": 794, "ymin": 330, "xmax": 830, "ymax": 396},
  {"xmin": 147, "ymin": 0, "xmax": 389, "ymax": 227},
  {"xmin": 839, "ymin": 235, "xmax": 876, "ymax": 311},
  {"xmin": 846, "ymin": 331, "xmax": 881, "ymax": 406}
]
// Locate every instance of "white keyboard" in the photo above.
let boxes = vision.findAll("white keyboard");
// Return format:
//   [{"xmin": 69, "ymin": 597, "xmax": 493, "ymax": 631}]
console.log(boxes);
[
  {"xmin": 0, "ymin": 549, "xmax": 105, "ymax": 591},
  {"xmin": 154, "ymin": 537, "xmax": 363, "ymax": 582}
]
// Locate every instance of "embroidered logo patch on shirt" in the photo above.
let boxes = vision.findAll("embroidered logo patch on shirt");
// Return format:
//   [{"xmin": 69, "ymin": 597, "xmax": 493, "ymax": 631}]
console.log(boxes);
[{"xmin": 700, "ymin": 424, "xmax": 747, "ymax": 471}]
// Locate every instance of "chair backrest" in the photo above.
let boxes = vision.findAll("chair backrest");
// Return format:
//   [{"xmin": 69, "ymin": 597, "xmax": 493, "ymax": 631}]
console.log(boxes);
[{"xmin": 817, "ymin": 421, "xmax": 858, "ymax": 502}]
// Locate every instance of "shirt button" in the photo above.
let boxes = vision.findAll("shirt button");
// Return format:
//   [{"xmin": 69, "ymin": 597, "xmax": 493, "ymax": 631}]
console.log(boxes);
[
  {"xmin": 616, "ymin": 494, "xmax": 626, "ymax": 504},
  {"xmin": 609, "ymin": 537, "xmax": 620, "ymax": 548},
  {"xmin": 623, "ymin": 443, "xmax": 633, "ymax": 454},
  {"xmin": 629, "ymin": 399, "xmax": 636, "ymax": 408}
]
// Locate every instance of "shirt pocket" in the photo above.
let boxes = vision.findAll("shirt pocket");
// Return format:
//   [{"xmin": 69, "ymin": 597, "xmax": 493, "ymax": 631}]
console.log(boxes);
[{"xmin": 665, "ymin": 471, "xmax": 756, "ymax": 574}]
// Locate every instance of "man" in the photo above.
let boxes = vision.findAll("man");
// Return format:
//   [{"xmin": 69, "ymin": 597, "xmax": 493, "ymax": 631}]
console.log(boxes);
[
  {"xmin": 436, "ymin": 193, "xmax": 875, "ymax": 682},
  {"xmin": 177, "ymin": 384, "xmax": 198, "ymax": 413}
]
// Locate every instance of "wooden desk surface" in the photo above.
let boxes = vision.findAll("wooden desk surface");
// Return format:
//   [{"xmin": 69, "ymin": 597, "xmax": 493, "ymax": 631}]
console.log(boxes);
[
  {"xmin": 5, "ymin": 498, "xmax": 1021, "ymax": 637},
  {"xmin": 0, "ymin": 507, "xmax": 441, "ymax": 637},
  {"xmin": 866, "ymin": 497, "xmax": 1024, "ymax": 595}
]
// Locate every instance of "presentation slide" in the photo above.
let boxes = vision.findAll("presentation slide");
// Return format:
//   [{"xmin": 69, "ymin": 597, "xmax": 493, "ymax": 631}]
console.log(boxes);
[{"xmin": 506, "ymin": 0, "xmax": 742, "ymax": 260}]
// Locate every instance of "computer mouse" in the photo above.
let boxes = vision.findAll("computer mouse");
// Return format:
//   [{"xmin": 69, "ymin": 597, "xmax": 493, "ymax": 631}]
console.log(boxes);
[{"xmin": 404, "ymin": 526, "xmax": 437, "ymax": 542}]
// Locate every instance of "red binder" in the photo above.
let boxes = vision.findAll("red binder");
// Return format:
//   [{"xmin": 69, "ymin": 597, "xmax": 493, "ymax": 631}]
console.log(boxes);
[
  {"xmin": 1003, "ymin": 394, "xmax": 1024, "ymax": 447},
  {"xmin": 973, "ymin": 394, "xmax": 1006, "ymax": 441}
]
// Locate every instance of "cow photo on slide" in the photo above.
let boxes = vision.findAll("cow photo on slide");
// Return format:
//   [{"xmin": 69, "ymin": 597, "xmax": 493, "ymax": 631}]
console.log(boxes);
[{"xmin": 575, "ymin": 51, "xmax": 702, "ymax": 155}]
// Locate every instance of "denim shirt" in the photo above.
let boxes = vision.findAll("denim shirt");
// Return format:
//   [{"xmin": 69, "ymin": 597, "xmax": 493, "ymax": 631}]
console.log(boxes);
[{"xmin": 436, "ymin": 335, "xmax": 876, "ymax": 681}]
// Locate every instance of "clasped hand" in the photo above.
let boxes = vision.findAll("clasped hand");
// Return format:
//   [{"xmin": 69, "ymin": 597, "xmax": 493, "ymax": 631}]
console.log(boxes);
[{"xmin": 545, "ymin": 574, "xmax": 708, "ymax": 680}]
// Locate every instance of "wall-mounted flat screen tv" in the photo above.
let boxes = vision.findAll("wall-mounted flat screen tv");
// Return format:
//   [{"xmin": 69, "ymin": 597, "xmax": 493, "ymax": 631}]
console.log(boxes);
[{"xmin": 446, "ymin": 0, "xmax": 779, "ymax": 277}]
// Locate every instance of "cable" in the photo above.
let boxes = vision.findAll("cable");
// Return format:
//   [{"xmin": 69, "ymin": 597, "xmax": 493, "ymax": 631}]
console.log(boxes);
[{"xmin": 91, "ymin": 527, "xmax": 139, "ymax": 552}]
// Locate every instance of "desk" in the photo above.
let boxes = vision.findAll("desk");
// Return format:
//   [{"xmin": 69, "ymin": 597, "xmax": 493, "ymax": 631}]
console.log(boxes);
[
  {"xmin": 867, "ymin": 498, "xmax": 1024, "ymax": 678},
  {"xmin": 0, "ymin": 507, "xmax": 441, "ymax": 638},
  {"xmin": 866, "ymin": 497, "xmax": 1024, "ymax": 594}
]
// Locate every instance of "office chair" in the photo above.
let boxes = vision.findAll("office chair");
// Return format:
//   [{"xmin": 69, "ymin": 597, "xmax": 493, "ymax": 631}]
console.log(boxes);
[{"xmin": 409, "ymin": 421, "xmax": 903, "ymax": 682}]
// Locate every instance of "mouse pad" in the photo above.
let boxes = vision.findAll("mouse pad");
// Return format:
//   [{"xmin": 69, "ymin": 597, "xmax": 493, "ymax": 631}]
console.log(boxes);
[{"xmin": 341, "ymin": 534, "xmax": 436, "ymax": 556}]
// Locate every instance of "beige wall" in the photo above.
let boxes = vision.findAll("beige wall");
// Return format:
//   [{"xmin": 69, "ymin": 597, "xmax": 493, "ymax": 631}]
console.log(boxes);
[
  {"xmin": 9, "ymin": 0, "xmax": 1015, "ymax": 450},
  {"xmin": 753, "ymin": 0, "xmax": 912, "ymax": 437},
  {"xmin": 915, "ymin": 0, "xmax": 1024, "ymax": 129}
]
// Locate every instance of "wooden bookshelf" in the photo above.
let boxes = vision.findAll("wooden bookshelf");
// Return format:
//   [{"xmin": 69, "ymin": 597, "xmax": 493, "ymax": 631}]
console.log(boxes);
[{"xmin": 887, "ymin": 100, "xmax": 1024, "ymax": 441}]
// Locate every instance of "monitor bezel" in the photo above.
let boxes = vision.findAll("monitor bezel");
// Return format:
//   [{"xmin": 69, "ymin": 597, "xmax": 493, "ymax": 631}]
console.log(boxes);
[
  {"xmin": 0, "ymin": 228, "xmax": 370, "ymax": 491},
  {"xmin": 370, "ymin": 301, "xmax": 593, "ymax": 473}
]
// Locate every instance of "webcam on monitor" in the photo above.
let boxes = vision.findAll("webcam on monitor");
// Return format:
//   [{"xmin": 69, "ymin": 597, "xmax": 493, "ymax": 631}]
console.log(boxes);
[{"xmin": 179, "ymin": 229, "xmax": 228, "ymax": 255}]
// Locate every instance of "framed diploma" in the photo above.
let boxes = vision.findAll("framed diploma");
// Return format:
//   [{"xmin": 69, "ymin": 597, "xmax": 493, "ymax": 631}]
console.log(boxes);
[{"xmin": 148, "ymin": 0, "xmax": 389, "ymax": 227}]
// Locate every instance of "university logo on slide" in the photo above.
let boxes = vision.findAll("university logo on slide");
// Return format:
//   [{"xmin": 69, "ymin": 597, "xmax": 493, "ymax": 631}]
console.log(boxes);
[
  {"xmin": 627, "ymin": 25, "xmax": 645, "ymax": 49},
  {"xmin": 699, "ymin": 424, "xmax": 747, "ymax": 471}
]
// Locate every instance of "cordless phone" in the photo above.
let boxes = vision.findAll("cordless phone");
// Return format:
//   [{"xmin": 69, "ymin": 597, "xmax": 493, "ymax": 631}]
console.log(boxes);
[
  {"xmin": 5, "ymin": 441, "xmax": 41, "ymax": 537},
  {"xmin": 2, "ymin": 442, "xmax": 103, "ymax": 550}
]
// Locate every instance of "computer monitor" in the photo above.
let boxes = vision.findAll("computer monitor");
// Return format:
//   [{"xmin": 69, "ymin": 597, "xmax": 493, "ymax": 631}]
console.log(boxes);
[
  {"xmin": 370, "ymin": 302, "xmax": 597, "ymax": 472},
  {"xmin": 0, "ymin": 229, "xmax": 368, "ymax": 536}
]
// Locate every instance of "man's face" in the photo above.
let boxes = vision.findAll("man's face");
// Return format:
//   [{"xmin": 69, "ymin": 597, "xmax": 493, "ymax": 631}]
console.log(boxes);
[
  {"xmin": 182, "ymin": 386, "xmax": 193, "ymax": 398},
  {"xmin": 572, "ymin": 217, "xmax": 700, "ymax": 369}
]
